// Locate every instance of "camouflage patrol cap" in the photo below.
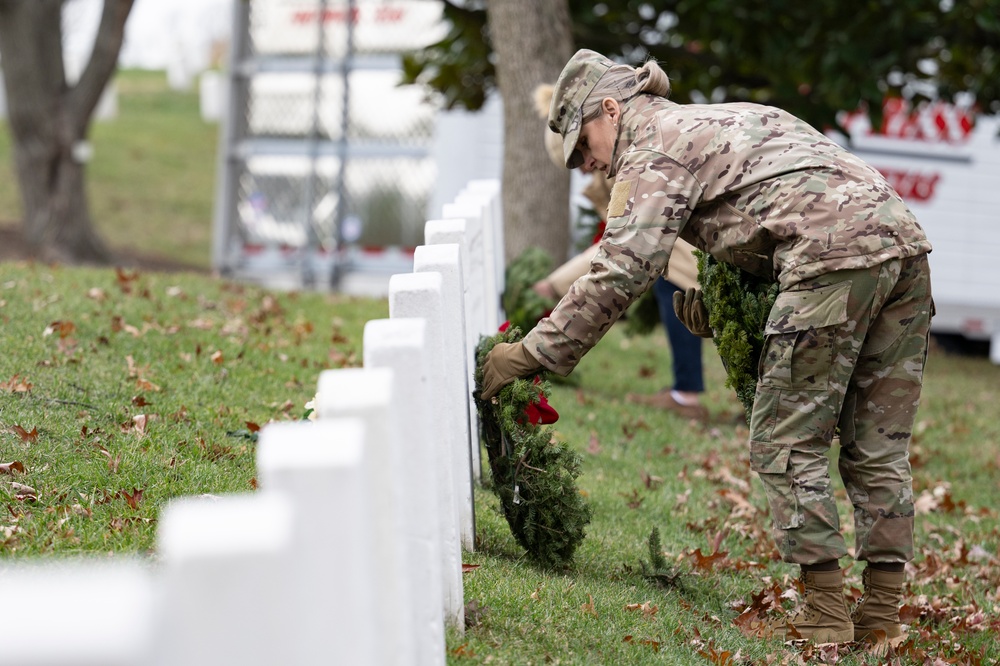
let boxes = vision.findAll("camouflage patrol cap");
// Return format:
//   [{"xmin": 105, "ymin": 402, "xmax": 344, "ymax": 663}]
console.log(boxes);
[{"xmin": 548, "ymin": 49, "xmax": 617, "ymax": 169}]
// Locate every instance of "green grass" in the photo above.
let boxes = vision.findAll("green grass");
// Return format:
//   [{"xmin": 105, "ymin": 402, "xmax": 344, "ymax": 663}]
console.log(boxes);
[
  {"xmin": 0, "ymin": 69, "xmax": 218, "ymax": 268},
  {"xmin": 0, "ymin": 262, "xmax": 385, "ymax": 556},
  {"xmin": 3, "ymin": 262, "xmax": 998, "ymax": 664}
]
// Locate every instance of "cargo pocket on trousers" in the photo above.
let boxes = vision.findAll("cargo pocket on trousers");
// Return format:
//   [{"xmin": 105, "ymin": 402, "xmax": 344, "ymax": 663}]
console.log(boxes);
[
  {"xmin": 750, "ymin": 440, "xmax": 801, "ymax": 530},
  {"xmin": 760, "ymin": 281, "xmax": 851, "ymax": 391}
]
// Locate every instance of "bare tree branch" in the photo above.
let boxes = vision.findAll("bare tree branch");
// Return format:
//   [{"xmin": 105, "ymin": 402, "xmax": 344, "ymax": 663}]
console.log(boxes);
[{"xmin": 67, "ymin": 0, "xmax": 135, "ymax": 135}]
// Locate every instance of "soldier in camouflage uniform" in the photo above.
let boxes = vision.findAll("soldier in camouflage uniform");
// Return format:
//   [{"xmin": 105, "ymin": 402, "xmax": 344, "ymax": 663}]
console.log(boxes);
[{"xmin": 481, "ymin": 49, "xmax": 934, "ymax": 646}]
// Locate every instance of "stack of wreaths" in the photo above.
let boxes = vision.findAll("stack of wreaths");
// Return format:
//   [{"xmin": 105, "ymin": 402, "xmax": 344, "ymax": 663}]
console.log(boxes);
[{"xmin": 697, "ymin": 252, "xmax": 779, "ymax": 423}]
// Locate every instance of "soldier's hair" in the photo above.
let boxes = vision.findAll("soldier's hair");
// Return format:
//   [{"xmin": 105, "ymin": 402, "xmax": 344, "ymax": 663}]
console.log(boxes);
[
  {"xmin": 533, "ymin": 83, "xmax": 555, "ymax": 120},
  {"xmin": 581, "ymin": 60, "xmax": 671, "ymax": 123}
]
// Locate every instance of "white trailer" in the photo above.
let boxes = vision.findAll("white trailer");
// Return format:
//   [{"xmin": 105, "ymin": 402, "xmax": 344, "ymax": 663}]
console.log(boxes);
[{"xmin": 840, "ymin": 100, "xmax": 1000, "ymax": 364}]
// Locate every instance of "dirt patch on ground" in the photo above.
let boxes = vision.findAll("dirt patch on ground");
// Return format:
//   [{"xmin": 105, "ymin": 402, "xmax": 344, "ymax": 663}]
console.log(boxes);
[{"xmin": 0, "ymin": 223, "xmax": 209, "ymax": 274}]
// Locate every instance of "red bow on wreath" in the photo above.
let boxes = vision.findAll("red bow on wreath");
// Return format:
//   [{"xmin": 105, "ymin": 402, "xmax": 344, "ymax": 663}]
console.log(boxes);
[
  {"xmin": 523, "ymin": 377, "xmax": 559, "ymax": 425},
  {"xmin": 498, "ymin": 321, "xmax": 559, "ymax": 425}
]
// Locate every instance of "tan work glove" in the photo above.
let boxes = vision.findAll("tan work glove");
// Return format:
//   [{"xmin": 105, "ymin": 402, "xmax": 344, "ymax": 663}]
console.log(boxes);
[
  {"xmin": 672, "ymin": 288, "xmax": 713, "ymax": 338},
  {"xmin": 481, "ymin": 342, "xmax": 543, "ymax": 400}
]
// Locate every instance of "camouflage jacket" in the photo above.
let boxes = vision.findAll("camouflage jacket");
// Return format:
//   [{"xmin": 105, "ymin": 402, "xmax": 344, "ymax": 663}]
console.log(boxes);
[{"xmin": 523, "ymin": 95, "xmax": 932, "ymax": 375}]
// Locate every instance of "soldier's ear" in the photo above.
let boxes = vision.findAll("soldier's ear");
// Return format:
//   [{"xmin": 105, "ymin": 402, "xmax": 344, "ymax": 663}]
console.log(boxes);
[{"xmin": 601, "ymin": 97, "xmax": 620, "ymax": 124}]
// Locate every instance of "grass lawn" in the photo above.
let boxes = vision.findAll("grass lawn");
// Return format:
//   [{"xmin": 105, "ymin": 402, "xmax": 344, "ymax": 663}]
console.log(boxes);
[
  {"xmin": 0, "ymin": 262, "xmax": 384, "ymax": 556},
  {"xmin": 2, "ymin": 262, "xmax": 999, "ymax": 664}
]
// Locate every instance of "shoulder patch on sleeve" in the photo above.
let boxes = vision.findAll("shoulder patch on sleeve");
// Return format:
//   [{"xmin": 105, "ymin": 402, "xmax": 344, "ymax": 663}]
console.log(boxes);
[{"xmin": 607, "ymin": 180, "xmax": 632, "ymax": 219}]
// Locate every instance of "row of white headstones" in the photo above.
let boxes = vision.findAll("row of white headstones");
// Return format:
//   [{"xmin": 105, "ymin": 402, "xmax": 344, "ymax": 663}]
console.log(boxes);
[{"xmin": 0, "ymin": 180, "xmax": 506, "ymax": 666}]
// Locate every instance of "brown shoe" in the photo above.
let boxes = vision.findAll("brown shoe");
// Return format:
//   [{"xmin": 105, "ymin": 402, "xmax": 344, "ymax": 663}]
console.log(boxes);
[
  {"xmin": 626, "ymin": 389, "xmax": 708, "ymax": 422},
  {"xmin": 852, "ymin": 568, "xmax": 906, "ymax": 646},
  {"xmin": 766, "ymin": 570, "xmax": 854, "ymax": 644}
]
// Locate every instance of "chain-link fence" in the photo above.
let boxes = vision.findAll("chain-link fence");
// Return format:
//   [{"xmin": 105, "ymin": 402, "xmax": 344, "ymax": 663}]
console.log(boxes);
[{"xmin": 213, "ymin": 0, "xmax": 444, "ymax": 289}]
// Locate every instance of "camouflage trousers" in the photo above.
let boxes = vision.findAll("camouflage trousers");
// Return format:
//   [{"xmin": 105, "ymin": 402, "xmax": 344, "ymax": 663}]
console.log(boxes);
[{"xmin": 750, "ymin": 254, "xmax": 933, "ymax": 565}]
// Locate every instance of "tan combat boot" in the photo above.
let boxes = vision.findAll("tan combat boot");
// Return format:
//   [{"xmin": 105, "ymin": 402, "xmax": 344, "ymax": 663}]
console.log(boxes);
[
  {"xmin": 852, "ymin": 568, "xmax": 905, "ymax": 645},
  {"xmin": 767, "ymin": 569, "xmax": 854, "ymax": 643}
]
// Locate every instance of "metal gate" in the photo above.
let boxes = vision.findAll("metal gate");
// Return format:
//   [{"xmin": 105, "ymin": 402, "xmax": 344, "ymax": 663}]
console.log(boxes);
[{"xmin": 212, "ymin": 0, "xmax": 443, "ymax": 289}]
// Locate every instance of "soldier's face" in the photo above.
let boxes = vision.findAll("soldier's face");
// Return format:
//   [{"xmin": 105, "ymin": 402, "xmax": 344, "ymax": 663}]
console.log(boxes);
[{"xmin": 576, "ymin": 98, "xmax": 619, "ymax": 174}]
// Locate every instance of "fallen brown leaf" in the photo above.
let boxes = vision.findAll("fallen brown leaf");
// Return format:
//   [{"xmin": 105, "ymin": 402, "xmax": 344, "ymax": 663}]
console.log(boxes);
[
  {"xmin": 622, "ymin": 635, "xmax": 660, "ymax": 652},
  {"xmin": 97, "ymin": 447, "xmax": 120, "ymax": 473},
  {"xmin": 640, "ymin": 469, "xmax": 663, "ymax": 490},
  {"xmin": 625, "ymin": 601, "xmax": 659, "ymax": 618},
  {"xmin": 581, "ymin": 594, "xmax": 598, "ymax": 618},
  {"xmin": 622, "ymin": 418, "xmax": 650, "ymax": 441},
  {"xmin": 461, "ymin": 563, "xmax": 480, "ymax": 573},
  {"xmin": 450, "ymin": 643, "xmax": 474, "ymax": 658},
  {"xmin": 10, "ymin": 481, "xmax": 37, "ymax": 500},
  {"xmin": 463, "ymin": 599, "xmax": 489, "ymax": 630},
  {"xmin": 115, "ymin": 267, "xmax": 140, "ymax": 293},
  {"xmin": 11, "ymin": 425, "xmax": 38, "ymax": 443},
  {"xmin": 620, "ymin": 488, "xmax": 644, "ymax": 509},
  {"xmin": 132, "ymin": 414, "xmax": 149, "ymax": 438},
  {"xmin": 1, "ymin": 374, "xmax": 33, "ymax": 392},
  {"xmin": 0, "ymin": 461, "xmax": 25, "ymax": 475},
  {"xmin": 119, "ymin": 487, "xmax": 145, "ymax": 510},
  {"xmin": 136, "ymin": 378, "xmax": 161, "ymax": 392},
  {"xmin": 43, "ymin": 320, "xmax": 76, "ymax": 339},
  {"xmin": 690, "ymin": 547, "xmax": 728, "ymax": 571}
]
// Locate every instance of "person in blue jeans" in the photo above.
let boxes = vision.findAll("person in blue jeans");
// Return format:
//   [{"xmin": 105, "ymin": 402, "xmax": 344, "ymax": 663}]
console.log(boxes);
[{"xmin": 637, "ymin": 276, "xmax": 707, "ymax": 420}]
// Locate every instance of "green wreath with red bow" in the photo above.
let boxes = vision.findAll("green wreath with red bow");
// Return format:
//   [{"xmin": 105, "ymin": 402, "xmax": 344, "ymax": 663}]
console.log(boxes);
[{"xmin": 473, "ymin": 326, "xmax": 592, "ymax": 568}]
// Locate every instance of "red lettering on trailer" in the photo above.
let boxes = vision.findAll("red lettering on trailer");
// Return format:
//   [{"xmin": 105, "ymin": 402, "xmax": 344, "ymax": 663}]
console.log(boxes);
[
  {"xmin": 842, "ymin": 99, "xmax": 976, "ymax": 144},
  {"xmin": 876, "ymin": 168, "xmax": 941, "ymax": 202},
  {"xmin": 291, "ymin": 8, "xmax": 360, "ymax": 24},
  {"xmin": 375, "ymin": 7, "xmax": 405, "ymax": 22}
]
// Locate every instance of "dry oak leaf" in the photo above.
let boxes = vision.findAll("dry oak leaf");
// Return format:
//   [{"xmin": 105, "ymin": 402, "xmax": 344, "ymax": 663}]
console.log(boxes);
[
  {"xmin": 132, "ymin": 414, "xmax": 150, "ymax": 438},
  {"xmin": 11, "ymin": 425, "xmax": 39, "ymax": 443},
  {"xmin": 624, "ymin": 601, "xmax": 659, "ymax": 618},
  {"xmin": 1, "ymin": 374, "xmax": 33, "ymax": 392},
  {"xmin": 96, "ymin": 446, "xmax": 121, "ymax": 473},
  {"xmin": 690, "ymin": 547, "xmax": 728, "ymax": 571},
  {"xmin": 622, "ymin": 636, "xmax": 660, "ymax": 652},
  {"xmin": 119, "ymin": 487, "xmax": 145, "ymax": 510},
  {"xmin": 640, "ymin": 469, "xmax": 664, "ymax": 490},
  {"xmin": 43, "ymin": 320, "xmax": 76, "ymax": 339},
  {"xmin": 9, "ymin": 482, "xmax": 37, "ymax": 500},
  {"xmin": 115, "ymin": 267, "xmax": 140, "ymax": 293},
  {"xmin": 450, "ymin": 644, "xmax": 474, "ymax": 658},
  {"xmin": 461, "ymin": 563, "xmax": 480, "ymax": 573},
  {"xmin": 581, "ymin": 594, "xmax": 598, "ymax": 618},
  {"xmin": 0, "ymin": 461, "xmax": 26, "ymax": 475}
]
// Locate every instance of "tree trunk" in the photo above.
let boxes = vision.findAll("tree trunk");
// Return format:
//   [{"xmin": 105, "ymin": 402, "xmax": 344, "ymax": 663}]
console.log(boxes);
[
  {"xmin": 0, "ymin": 0, "xmax": 134, "ymax": 263},
  {"xmin": 486, "ymin": 0, "xmax": 574, "ymax": 265}
]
